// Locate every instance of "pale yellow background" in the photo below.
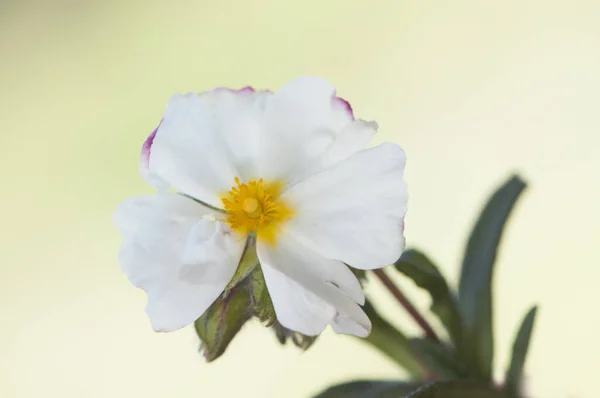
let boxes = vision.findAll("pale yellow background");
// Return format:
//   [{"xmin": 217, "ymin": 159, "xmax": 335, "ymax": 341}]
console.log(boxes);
[{"xmin": 1, "ymin": 0, "xmax": 599, "ymax": 397}]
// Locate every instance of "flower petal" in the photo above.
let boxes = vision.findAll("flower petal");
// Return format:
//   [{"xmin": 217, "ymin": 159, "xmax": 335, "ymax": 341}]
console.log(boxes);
[
  {"xmin": 259, "ymin": 77, "xmax": 355, "ymax": 184},
  {"xmin": 320, "ymin": 119, "xmax": 377, "ymax": 167},
  {"xmin": 331, "ymin": 315, "xmax": 371, "ymax": 336},
  {"xmin": 146, "ymin": 78, "xmax": 358, "ymax": 202},
  {"xmin": 114, "ymin": 194, "xmax": 245, "ymax": 332},
  {"xmin": 257, "ymin": 236, "xmax": 370, "ymax": 337},
  {"xmin": 148, "ymin": 89, "xmax": 269, "ymax": 208},
  {"xmin": 296, "ymin": 119, "xmax": 378, "ymax": 181},
  {"xmin": 179, "ymin": 219, "xmax": 246, "ymax": 283},
  {"xmin": 139, "ymin": 121, "xmax": 169, "ymax": 191},
  {"xmin": 332, "ymin": 96, "xmax": 355, "ymax": 124},
  {"xmin": 282, "ymin": 143, "xmax": 407, "ymax": 270}
]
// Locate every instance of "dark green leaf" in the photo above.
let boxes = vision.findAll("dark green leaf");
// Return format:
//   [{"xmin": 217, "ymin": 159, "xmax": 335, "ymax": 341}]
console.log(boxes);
[
  {"xmin": 458, "ymin": 175, "xmax": 527, "ymax": 378},
  {"xmin": 361, "ymin": 301, "xmax": 428, "ymax": 379},
  {"xmin": 407, "ymin": 380, "xmax": 508, "ymax": 398},
  {"xmin": 194, "ymin": 282, "xmax": 253, "ymax": 362},
  {"xmin": 313, "ymin": 380, "xmax": 422, "ymax": 398},
  {"xmin": 409, "ymin": 338, "xmax": 470, "ymax": 380},
  {"xmin": 505, "ymin": 306, "xmax": 538, "ymax": 396},
  {"xmin": 394, "ymin": 250, "xmax": 462, "ymax": 346}
]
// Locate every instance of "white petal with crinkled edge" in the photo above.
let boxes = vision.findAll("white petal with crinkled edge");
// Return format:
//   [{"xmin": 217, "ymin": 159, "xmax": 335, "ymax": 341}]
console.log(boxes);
[
  {"xmin": 113, "ymin": 194, "xmax": 245, "ymax": 332},
  {"xmin": 259, "ymin": 76, "xmax": 356, "ymax": 185},
  {"xmin": 320, "ymin": 120, "xmax": 378, "ymax": 167},
  {"xmin": 294, "ymin": 119, "xmax": 378, "ymax": 182},
  {"xmin": 147, "ymin": 89, "xmax": 269, "ymax": 208},
  {"xmin": 145, "ymin": 78, "xmax": 357, "ymax": 203},
  {"xmin": 257, "ymin": 236, "xmax": 370, "ymax": 337},
  {"xmin": 281, "ymin": 143, "xmax": 407, "ymax": 270},
  {"xmin": 261, "ymin": 234, "xmax": 364, "ymax": 304}
]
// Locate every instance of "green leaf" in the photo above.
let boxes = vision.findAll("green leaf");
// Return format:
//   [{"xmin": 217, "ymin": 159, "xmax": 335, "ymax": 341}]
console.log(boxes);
[
  {"xmin": 394, "ymin": 250, "xmax": 462, "ymax": 346},
  {"xmin": 194, "ymin": 282, "xmax": 253, "ymax": 362},
  {"xmin": 195, "ymin": 262, "xmax": 316, "ymax": 361},
  {"xmin": 224, "ymin": 236, "xmax": 259, "ymax": 293},
  {"xmin": 407, "ymin": 380, "xmax": 508, "ymax": 398},
  {"xmin": 409, "ymin": 338, "xmax": 470, "ymax": 380},
  {"xmin": 361, "ymin": 301, "xmax": 428, "ymax": 379},
  {"xmin": 505, "ymin": 306, "xmax": 538, "ymax": 396},
  {"xmin": 248, "ymin": 266, "xmax": 276, "ymax": 324},
  {"xmin": 313, "ymin": 380, "xmax": 422, "ymax": 398},
  {"xmin": 458, "ymin": 175, "xmax": 527, "ymax": 378},
  {"xmin": 194, "ymin": 264, "xmax": 276, "ymax": 361}
]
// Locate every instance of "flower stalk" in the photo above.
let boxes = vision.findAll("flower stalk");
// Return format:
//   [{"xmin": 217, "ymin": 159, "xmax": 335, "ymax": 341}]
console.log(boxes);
[{"xmin": 372, "ymin": 268, "xmax": 440, "ymax": 343}]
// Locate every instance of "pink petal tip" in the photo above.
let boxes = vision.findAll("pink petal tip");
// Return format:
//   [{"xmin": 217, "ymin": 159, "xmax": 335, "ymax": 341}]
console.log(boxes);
[
  {"xmin": 334, "ymin": 96, "xmax": 354, "ymax": 120},
  {"xmin": 140, "ymin": 121, "xmax": 161, "ymax": 169}
]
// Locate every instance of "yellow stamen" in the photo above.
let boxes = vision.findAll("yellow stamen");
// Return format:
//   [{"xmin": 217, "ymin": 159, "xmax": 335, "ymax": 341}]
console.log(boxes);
[{"xmin": 221, "ymin": 177, "xmax": 294, "ymax": 246}]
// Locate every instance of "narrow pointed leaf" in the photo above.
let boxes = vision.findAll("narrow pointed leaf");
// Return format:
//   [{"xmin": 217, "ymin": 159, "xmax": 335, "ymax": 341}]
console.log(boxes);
[
  {"xmin": 395, "ymin": 249, "xmax": 462, "ymax": 346},
  {"xmin": 458, "ymin": 175, "xmax": 527, "ymax": 378},
  {"xmin": 361, "ymin": 301, "xmax": 428, "ymax": 379},
  {"xmin": 407, "ymin": 380, "xmax": 508, "ymax": 398},
  {"xmin": 505, "ymin": 306, "xmax": 538, "ymax": 396},
  {"xmin": 313, "ymin": 380, "xmax": 422, "ymax": 398},
  {"xmin": 409, "ymin": 338, "xmax": 470, "ymax": 380}
]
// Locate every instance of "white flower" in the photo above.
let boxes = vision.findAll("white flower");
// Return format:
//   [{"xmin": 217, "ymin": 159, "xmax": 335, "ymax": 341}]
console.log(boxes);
[{"xmin": 114, "ymin": 77, "xmax": 407, "ymax": 337}]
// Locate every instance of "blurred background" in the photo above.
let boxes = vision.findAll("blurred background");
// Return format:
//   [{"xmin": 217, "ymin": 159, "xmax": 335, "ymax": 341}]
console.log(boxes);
[{"xmin": 1, "ymin": 0, "xmax": 599, "ymax": 397}]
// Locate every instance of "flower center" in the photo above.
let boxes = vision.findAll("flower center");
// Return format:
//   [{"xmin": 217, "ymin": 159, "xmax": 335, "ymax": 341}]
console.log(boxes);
[
  {"xmin": 221, "ymin": 177, "xmax": 293, "ymax": 245},
  {"xmin": 242, "ymin": 198, "xmax": 260, "ymax": 217}
]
